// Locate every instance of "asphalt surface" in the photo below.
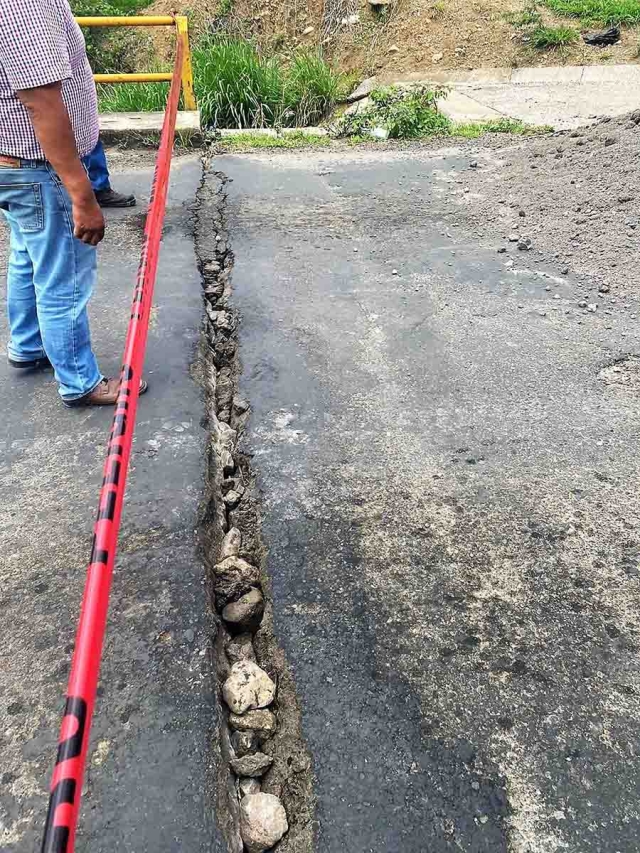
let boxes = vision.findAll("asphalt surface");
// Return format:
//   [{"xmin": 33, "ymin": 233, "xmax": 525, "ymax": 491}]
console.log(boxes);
[
  {"xmin": 216, "ymin": 144, "xmax": 640, "ymax": 853},
  {"xmin": 0, "ymin": 153, "xmax": 224, "ymax": 852}
]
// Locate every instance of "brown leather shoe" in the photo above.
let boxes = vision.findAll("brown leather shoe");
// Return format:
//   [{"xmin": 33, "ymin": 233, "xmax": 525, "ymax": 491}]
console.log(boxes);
[{"xmin": 63, "ymin": 377, "xmax": 149, "ymax": 408}]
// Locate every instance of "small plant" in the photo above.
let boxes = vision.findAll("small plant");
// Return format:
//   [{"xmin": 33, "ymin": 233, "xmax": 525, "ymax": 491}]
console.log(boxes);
[
  {"xmin": 543, "ymin": 0, "xmax": 640, "ymax": 25},
  {"xmin": 334, "ymin": 85, "xmax": 451, "ymax": 139},
  {"xmin": 531, "ymin": 24, "xmax": 580, "ymax": 46}
]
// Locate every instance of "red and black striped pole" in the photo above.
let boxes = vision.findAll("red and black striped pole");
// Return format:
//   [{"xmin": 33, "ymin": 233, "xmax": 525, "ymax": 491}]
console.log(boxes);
[{"xmin": 41, "ymin": 33, "xmax": 186, "ymax": 853}]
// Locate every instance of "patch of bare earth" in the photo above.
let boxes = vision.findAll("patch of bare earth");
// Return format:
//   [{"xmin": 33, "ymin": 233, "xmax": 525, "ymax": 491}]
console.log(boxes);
[{"xmin": 141, "ymin": 0, "xmax": 640, "ymax": 79}]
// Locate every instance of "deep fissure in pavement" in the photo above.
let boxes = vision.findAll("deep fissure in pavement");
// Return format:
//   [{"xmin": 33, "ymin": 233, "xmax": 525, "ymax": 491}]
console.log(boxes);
[{"xmin": 194, "ymin": 162, "xmax": 316, "ymax": 853}]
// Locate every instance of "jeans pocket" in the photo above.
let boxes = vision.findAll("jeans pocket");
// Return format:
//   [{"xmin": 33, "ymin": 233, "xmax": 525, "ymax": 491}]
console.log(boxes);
[{"xmin": 0, "ymin": 183, "xmax": 44, "ymax": 232}]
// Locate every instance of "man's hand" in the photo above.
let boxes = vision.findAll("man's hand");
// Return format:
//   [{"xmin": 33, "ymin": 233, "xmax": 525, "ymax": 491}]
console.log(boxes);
[
  {"xmin": 72, "ymin": 194, "xmax": 105, "ymax": 246},
  {"xmin": 17, "ymin": 82, "xmax": 105, "ymax": 246}
]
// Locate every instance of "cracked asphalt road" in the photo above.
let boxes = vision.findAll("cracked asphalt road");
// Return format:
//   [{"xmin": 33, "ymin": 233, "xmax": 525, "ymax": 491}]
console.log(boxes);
[
  {"xmin": 3, "ymin": 128, "xmax": 640, "ymax": 853},
  {"xmin": 0, "ymin": 152, "xmax": 224, "ymax": 853},
  {"xmin": 213, "ymin": 138, "xmax": 640, "ymax": 853}
]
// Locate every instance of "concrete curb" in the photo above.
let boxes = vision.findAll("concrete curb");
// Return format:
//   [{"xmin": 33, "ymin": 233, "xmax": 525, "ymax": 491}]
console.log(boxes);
[
  {"xmin": 371, "ymin": 63, "xmax": 640, "ymax": 90},
  {"xmin": 216, "ymin": 127, "xmax": 328, "ymax": 137},
  {"xmin": 99, "ymin": 110, "xmax": 202, "ymax": 142}
]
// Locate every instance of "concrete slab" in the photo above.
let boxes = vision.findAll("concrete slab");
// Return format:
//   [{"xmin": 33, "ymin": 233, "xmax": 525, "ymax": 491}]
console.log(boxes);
[
  {"xmin": 0, "ymin": 152, "xmax": 223, "ymax": 852},
  {"xmin": 99, "ymin": 110, "xmax": 201, "ymax": 138},
  {"xmin": 511, "ymin": 66, "xmax": 584, "ymax": 85},
  {"xmin": 377, "ymin": 68, "xmax": 513, "ymax": 87},
  {"xmin": 439, "ymin": 90, "xmax": 505, "ymax": 122},
  {"xmin": 581, "ymin": 64, "xmax": 640, "ymax": 84},
  {"xmin": 474, "ymin": 81, "xmax": 636, "ymax": 128}
]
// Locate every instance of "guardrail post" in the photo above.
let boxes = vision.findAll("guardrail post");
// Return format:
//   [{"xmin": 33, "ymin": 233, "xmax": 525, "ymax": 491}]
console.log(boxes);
[{"xmin": 175, "ymin": 16, "xmax": 197, "ymax": 111}]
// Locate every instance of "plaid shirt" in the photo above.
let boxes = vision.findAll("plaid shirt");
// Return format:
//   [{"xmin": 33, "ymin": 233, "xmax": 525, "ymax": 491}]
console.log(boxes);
[{"xmin": 0, "ymin": 0, "xmax": 99, "ymax": 160}]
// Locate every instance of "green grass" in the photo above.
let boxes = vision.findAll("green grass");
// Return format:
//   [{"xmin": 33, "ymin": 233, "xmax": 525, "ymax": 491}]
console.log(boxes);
[
  {"xmin": 543, "ymin": 0, "xmax": 640, "ymax": 25},
  {"xmin": 98, "ymin": 81, "xmax": 170, "ymax": 112},
  {"xmin": 531, "ymin": 24, "xmax": 580, "ymax": 46},
  {"xmin": 71, "ymin": 0, "xmax": 148, "ymax": 15},
  {"xmin": 453, "ymin": 119, "xmax": 554, "ymax": 137},
  {"xmin": 217, "ymin": 131, "xmax": 332, "ymax": 150},
  {"xmin": 98, "ymin": 37, "xmax": 340, "ymax": 129},
  {"xmin": 192, "ymin": 38, "xmax": 339, "ymax": 128}
]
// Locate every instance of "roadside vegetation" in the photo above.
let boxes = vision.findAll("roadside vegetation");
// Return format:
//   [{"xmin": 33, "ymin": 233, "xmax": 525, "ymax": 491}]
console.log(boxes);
[
  {"xmin": 99, "ymin": 36, "xmax": 341, "ymax": 129},
  {"xmin": 333, "ymin": 86, "xmax": 552, "ymax": 140}
]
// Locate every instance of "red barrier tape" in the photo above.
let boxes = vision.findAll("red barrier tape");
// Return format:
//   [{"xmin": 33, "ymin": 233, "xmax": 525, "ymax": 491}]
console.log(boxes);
[{"xmin": 41, "ymin": 35, "xmax": 186, "ymax": 853}]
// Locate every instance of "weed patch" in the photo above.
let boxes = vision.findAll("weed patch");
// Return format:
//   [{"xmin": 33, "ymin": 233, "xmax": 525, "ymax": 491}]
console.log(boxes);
[
  {"xmin": 543, "ymin": 0, "xmax": 640, "ymax": 25},
  {"xmin": 98, "ymin": 80, "xmax": 170, "ymax": 112},
  {"xmin": 334, "ymin": 86, "xmax": 451, "ymax": 139},
  {"xmin": 531, "ymin": 24, "xmax": 580, "ymax": 46}
]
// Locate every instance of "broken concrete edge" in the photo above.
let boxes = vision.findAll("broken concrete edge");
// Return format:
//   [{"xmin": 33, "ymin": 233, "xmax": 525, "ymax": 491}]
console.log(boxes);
[
  {"xmin": 346, "ymin": 63, "xmax": 640, "ymax": 101},
  {"xmin": 194, "ymin": 158, "xmax": 316, "ymax": 853},
  {"xmin": 99, "ymin": 111, "xmax": 204, "ymax": 146}
]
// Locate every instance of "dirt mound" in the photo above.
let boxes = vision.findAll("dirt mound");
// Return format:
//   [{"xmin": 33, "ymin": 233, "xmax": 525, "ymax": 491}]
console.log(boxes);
[{"xmin": 462, "ymin": 112, "xmax": 640, "ymax": 299}]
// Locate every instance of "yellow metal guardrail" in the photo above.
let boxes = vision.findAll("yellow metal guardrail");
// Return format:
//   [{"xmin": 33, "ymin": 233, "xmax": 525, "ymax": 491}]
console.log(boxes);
[{"xmin": 75, "ymin": 15, "xmax": 197, "ymax": 111}]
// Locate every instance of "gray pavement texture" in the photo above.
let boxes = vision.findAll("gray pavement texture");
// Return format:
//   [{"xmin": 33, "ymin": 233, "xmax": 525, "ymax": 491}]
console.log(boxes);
[
  {"xmin": 367, "ymin": 65, "xmax": 640, "ymax": 129},
  {"xmin": 215, "ymin": 133, "xmax": 640, "ymax": 853},
  {"xmin": 0, "ymin": 152, "xmax": 224, "ymax": 853}
]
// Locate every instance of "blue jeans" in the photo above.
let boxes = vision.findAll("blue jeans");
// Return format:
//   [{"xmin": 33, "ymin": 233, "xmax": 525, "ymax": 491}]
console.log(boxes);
[
  {"xmin": 83, "ymin": 139, "xmax": 110, "ymax": 192},
  {"xmin": 0, "ymin": 160, "xmax": 103, "ymax": 401}
]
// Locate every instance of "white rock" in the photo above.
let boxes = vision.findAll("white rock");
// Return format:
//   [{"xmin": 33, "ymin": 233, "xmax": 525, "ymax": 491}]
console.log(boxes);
[
  {"xmin": 239, "ymin": 778, "xmax": 261, "ymax": 797},
  {"xmin": 388, "ymin": 44, "xmax": 400, "ymax": 53},
  {"xmin": 240, "ymin": 793, "xmax": 288, "ymax": 853},
  {"xmin": 223, "ymin": 661, "xmax": 276, "ymax": 715},
  {"xmin": 221, "ymin": 527, "xmax": 242, "ymax": 559},
  {"xmin": 302, "ymin": 25, "xmax": 314, "ymax": 35},
  {"xmin": 432, "ymin": 52, "xmax": 444, "ymax": 62},
  {"xmin": 214, "ymin": 420, "xmax": 237, "ymax": 452}
]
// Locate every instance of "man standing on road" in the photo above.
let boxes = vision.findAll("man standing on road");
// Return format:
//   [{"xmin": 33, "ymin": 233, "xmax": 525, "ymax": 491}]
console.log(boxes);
[{"xmin": 0, "ymin": 0, "xmax": 147, "ymax": 406}]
